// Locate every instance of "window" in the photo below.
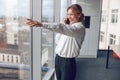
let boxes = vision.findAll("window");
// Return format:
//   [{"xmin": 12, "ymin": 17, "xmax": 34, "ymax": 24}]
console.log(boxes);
[
  {"xmin": 118, "ymin": 36, "xmax": 120, "ymax": 45},
  {"xmin": 16, "ymin": 56, "xmax": 18, "ymax": 63},
  {"xmin": 42, "ymin": 0, "xmax": 54, "ymax": 22},
  {"xmin": 3, "ymin": 55, "xmax": 5, "ymax": 62},
  {"xmin": 11, "ymin": 56, "xmax": 13, "ymax": 62},
  {"xmin": 60, "ymin": 0, "xmax": 67, "ymax": 22},
  {"xmin": 0, "ymin": 0, "xmax": 31, "ymax": 80},
  {"xmin": 7, "ymin": 55, "xmax": 9, "ymax": 62},
  {"xmin": 111, "ymin": 9, "xmax": 118, "ymax": 23},
  {"xmin": 100, "ymin": 32, "xmax": 104, "ymax": 42},
  {"xmin": 41, "ymin": 0, "xmax": 54, "ymax": 78},
  {"xmin": 109, "ymin": 34, "xmax": 116, "ymax": 45},
  {"xmin": 101, "ymin": 10, "xmax": 107, "ymax": 22}
]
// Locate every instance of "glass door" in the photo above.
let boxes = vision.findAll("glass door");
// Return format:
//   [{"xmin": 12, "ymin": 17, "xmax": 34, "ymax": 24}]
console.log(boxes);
[{"xmin": 0, "ymin": 0, "xmax": 31, "ymax": 80}]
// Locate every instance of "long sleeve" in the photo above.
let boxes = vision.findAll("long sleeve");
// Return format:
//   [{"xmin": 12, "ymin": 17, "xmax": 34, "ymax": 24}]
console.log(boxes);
[
  {"xmin": 42, "ymin": 22, "xmax": 85, "ymax": 58},
  {"xmin": 43, "ymin": 22, "xmax": 85, "ymax": 38}
]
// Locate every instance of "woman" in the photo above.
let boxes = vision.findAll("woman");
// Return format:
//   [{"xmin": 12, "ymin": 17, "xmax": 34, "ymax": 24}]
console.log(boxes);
[{"xmin": 27, "ymin": 4, "xmax": 85, "ymax": 80}]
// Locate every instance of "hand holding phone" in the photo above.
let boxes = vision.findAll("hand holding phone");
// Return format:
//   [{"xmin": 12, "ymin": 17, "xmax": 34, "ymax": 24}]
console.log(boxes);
[{"xmin": 66, "ymin": 18, "xmax": 70, "ymax": 24}]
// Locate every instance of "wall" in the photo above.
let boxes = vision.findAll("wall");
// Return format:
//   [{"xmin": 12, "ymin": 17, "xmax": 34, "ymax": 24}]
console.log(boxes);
[{"xmin": 77, "ymin": 0, "xmax": 101, "ymax": 58}]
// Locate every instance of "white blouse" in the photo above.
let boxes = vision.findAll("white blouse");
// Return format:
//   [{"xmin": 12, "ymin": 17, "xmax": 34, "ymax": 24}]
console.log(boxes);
[{"xmin": 43, "ymin": 22, "xmax": 85, "ymax": 58}]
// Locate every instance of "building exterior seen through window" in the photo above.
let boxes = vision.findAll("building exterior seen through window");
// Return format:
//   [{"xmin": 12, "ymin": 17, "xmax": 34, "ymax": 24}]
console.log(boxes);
[
  {"xmin": 99, "ymin": 0, "xmax": 120, "ymax": 49},
  {"xmin": 0, "ymin": 0, "xmax": 31, "ymax": 80}
]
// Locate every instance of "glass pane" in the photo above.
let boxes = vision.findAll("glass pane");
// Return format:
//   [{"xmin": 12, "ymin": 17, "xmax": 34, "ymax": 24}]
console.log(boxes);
[
  {"xmin": 42, "ymin": 0, "xmax": 54, "ymax": 22},
  {"xmin": 41, "ymin": 0, "xmax": 54, "ymax": 79},
  {"xmin": 60, "ymin": 0, "xmax": 67, "ymax": 22},
  {"xmin": 0, "ymin": 0, "xmax": 31, "ymax": 80}
]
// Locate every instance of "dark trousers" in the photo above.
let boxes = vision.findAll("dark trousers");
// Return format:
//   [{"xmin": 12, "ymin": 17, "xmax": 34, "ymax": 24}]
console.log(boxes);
[{"xmin": 55, "ymin": 54, "xmax": 76, "ymax": 80}]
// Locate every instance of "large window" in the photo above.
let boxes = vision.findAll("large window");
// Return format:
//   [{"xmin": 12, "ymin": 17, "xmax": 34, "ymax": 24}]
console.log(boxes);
[
  {"xmin": 99, "ymin": 0, "xmax": 120, "ymax": 49},
  {"xmin": 41, "ymin": 0, "xmax": 54, "ymax": 79},
  {"xmin": 0, "ymin": 0, "xmax": 31, "ymax": 80}
]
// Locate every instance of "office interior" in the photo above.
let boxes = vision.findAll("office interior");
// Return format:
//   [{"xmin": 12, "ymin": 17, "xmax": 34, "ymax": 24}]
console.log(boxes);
[{"xmin": 0, "ymin": 0, "xmax": 120, "ymax": 80}]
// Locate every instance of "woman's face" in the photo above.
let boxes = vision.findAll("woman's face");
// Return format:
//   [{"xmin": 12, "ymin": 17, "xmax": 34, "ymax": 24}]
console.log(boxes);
[{"xmin": 67, "ymin": 8, "xmax": 81, "ymax": 24}]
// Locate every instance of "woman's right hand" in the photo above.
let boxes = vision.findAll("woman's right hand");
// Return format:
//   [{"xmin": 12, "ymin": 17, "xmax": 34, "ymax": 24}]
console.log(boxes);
[
  {"xmin": 26, "ymin": 18, "xmax": 43, "ymax": 27},
  {"xmin": 64, "ymin": 17, "xmax": 68, "ymax": 24},
  {"xmin": 64, "ymin": 17, "xmax": 70, "ymax": 24}
]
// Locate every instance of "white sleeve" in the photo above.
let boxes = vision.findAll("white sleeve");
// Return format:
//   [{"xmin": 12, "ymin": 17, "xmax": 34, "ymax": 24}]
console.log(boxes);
[{"xmin": 43, "ymin": 23, "xmax": 85, "ymax": 37}]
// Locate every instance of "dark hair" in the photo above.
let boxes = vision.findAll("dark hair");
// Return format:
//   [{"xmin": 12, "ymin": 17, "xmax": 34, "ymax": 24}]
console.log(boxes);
[{"xmin": 67, "ymin": 4, "xmax": 85, "ymax": 25}]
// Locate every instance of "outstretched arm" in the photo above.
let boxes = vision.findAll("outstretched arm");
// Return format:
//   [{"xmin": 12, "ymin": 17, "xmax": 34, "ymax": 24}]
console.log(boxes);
[
  {"xmin": 26, "ymin": 18, "xmax": 43, "ymax": 27},
  {"xmin": 26, "ymin": 18, "xmax": 85, "ymax": 38}
]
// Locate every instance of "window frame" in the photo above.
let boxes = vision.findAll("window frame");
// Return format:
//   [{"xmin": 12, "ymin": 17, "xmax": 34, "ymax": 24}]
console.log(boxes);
[
  {"xmin": 111, "ymin": 9, "xmax": 118, "ymax": 23},
  {"xmin": 109, "ymin": 34, "xmax": 116, "ymax": 45}
]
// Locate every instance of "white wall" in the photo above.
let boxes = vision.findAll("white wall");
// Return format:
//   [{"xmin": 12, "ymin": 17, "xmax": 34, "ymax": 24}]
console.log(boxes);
[{"xmin": 77, "ymin": 0, "xmax": 101, "ymax": 58}]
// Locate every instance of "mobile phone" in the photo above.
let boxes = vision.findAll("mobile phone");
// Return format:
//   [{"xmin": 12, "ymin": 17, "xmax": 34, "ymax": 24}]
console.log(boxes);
[{"xmin": 66, "ymin": 18, "xmax": 70, "ymax": 24}]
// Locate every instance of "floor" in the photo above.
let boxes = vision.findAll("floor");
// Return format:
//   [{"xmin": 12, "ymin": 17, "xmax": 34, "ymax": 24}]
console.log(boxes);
[{"xmin": 75, "ymin": 50, "xmax": 120, "ymax": 80}]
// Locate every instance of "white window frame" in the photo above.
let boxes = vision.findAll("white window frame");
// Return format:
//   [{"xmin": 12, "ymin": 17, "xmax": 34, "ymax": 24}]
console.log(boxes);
[{"xmin": 30, "ymin": 0, "xmax": 42, "ymax": 80}]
